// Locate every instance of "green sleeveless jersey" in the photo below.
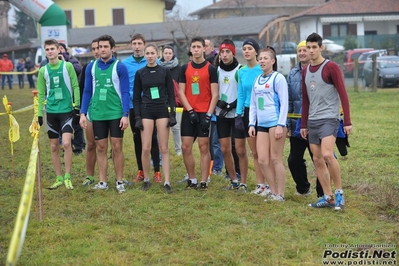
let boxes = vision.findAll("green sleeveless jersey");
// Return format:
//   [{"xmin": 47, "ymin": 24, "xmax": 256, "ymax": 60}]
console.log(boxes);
[{"xmin": 90, "ymin": 60, "xmax": 123, "ymax": 121}]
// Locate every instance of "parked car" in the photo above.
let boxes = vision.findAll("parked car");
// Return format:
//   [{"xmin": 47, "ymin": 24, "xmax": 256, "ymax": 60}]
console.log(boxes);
[
  {"xmin": 363, "ymin": 56, "xmax": 399, "ymax": 88},
  {"xmin": 358, "ymin": 49, "xmax": 388, "ymax": 74},
  {"xmin": 343, "ymin": 48, "xmax": 374, "ymax": 77},
  {"xmin": 273, "ymin": 42, "xmax": 297, "ymax": 54},
  {"xmin": 276, "ymin": 54, "xmax": 297, "ymax": 77}
]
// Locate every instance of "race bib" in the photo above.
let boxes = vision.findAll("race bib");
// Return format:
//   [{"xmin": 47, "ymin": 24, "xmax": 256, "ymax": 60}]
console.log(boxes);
[
  {"xmin": 221, "ymin": 93, "xmax": 228, "ymax": 102},
  {"xmin": 191, "ymin": 83, "xmax": 200, "ymax": 95},
  {"xmin": 99, "ymin": 88, "xmax": 107, "ymax": 101},
  {"xmin": 54, "ymin": 88, "xmax": 63, "ymax": 100},
  {"xmin": 258, "ymin": 97, "xmax": 264, "ymax": 110},
  {"xmin": 150, "ymin": 87, "xmax": 160, "ymax": 99}
]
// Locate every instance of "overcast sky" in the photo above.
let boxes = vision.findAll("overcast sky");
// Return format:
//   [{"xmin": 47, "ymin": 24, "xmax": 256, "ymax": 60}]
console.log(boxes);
[{"xmin": 175, "ymin": 0, "xmax": 216, "ymax": 15}]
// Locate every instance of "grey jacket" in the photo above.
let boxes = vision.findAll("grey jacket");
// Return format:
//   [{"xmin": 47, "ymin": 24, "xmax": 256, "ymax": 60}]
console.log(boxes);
[{"xmin": 287, "ymin": 62, "xmax": 304, "ymax": 132}]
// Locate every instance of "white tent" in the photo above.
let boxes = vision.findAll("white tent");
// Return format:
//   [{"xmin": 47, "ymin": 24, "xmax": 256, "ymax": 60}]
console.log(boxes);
[{"xmin": 322, "ymin": 39, "xmax": 345, "ymax": 53}]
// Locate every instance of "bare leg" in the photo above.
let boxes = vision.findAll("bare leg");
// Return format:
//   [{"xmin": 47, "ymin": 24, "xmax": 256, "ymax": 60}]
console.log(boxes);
[
  {"xmin": 141, "ymin": 119, "xmax": 155, "ymax": 179},
  {"xmin": 96, "ymin": 138, "xmax": 108, "ymax": 183},
  {"xmin": 219, "ymin": 137, "xmax": 237, "ymax": 181},
  {"xmin": 198, "ymin": 137, "xmax": 211, "ymax": 183},
  {"xmin": 182, "ymin": 136, "xmax": 196, "ymax": 179},
  {"xmin": 156, "ymin": 118, "xmax": 170, "ymax": 182},
  {"xmin": 50, "ymin": 138, "xmax": 62, "ymax": 176},
  {"xmin": 247, "ymin": 136, "xmax": 263, "ymax": 184},
  {"xmin": 62, "ymin": 132, "xmax": 73, "ymax": 174},
  {"xmin": 111, "ymin": 137, "xmax": 124, "ymax": 182},
  {"xmin": 235, "ymin": 138, "xmax": 248, "ymax": 184},
  {"xmin": 269, "ymin": 127, "xmax": 287, "ymax": 197}
]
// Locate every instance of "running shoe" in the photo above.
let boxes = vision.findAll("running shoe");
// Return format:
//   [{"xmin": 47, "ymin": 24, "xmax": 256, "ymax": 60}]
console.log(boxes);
[
  {"xmin": 185, "ymin": 179, "xmax": 198, "ymax": 189},
  {"xmin": 250, "ymin": 185, "xmax": 263, "ymax": 194},
  {"xmin": 64, "ymin": 179, "xmax": 74, "ymax": 190},
  {"xmin": 116, "ymin": 181, "xmax": 125, "ymax": 194},
  {"xmin": 164, "ymin": 184, "xmax": 173, "ymax": 194},
  {"xmin": 295, "ymin": 187, "xmax": 312, "ymax": 196},
  {"xmin": 308, "ymin": 196, "xmax": 335, "ymax": 208},
  {"xmin": 122, "ymin": 179, "xmax": 132, "ymax": 186},
  {"xmin": 142, "ymin": 181, "xmax": 151, "ymax": 191},
  {"xmin": 265, "ymin": 194, "xmax": 285, "ymax": 202},
  {"xmin": 47, "ymin": 177, "xmax": 64, "ymax": 190},
  {"xmin": 177, "ymin": 173, "xmax": 189, "ymax": 184},
  {"xmin": 335, "ymin": 192, "xmax": 345, "ymax": 210},
  {"xmin": 199, "ymin": 182, "xmax": 208, "ymax": 191},
  {"xmin": 153, "ymin": 172, "xmax": 162, "ymax": 183},
  {"xmin": 222, "ymin": 181, "xmax": 239, "ymax": 191},
  {"xmin": 82, "ymin": 176, "xmax": 94, "ymax": 186},
  {"xmin": 259, "ymin": 185, "xmax": 272, "ymax": 197},
  {"xmin": 236, "ymin": 184, "xmax": 248, "ymax": 193},
  {"xmin": 92, "ymin": 182, "xmax": 108, "ymax": 190},
  {"xmin": 134, "ymin": 170, "xmax": 144, "ymax": 182}
]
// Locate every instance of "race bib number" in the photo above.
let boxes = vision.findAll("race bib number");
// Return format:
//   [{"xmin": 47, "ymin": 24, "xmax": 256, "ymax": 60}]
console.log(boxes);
[{"xmin": 221, "ymin": 93, "xmax": 227, "ymax": 102}]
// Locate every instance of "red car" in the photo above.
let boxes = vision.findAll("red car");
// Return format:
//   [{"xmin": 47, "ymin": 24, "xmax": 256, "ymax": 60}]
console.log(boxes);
[{"xmin": 343, "ymin": 48, "xmax": 374, "ymax": 77}]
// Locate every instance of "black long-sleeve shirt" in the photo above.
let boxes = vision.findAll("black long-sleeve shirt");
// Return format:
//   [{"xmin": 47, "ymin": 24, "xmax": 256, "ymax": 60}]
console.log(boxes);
[{"xmin": 133, "ymin": 64, "xmax": 176, "ymax": 117}]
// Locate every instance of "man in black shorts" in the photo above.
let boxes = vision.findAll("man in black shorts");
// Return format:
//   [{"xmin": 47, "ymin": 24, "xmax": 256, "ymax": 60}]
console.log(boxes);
[{"xmin": 179, "ymin": 37, "xmax": 219, "ymax": 190}]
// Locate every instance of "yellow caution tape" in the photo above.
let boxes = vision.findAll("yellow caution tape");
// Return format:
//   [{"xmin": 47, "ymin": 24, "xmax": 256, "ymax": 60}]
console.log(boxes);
[
  {"xmin": 0, "ymin": 69, "xmax": 39, "ymax": 75},
  {"xmin": 6, "ymin": 133, "xmax": 39, "ymax": 266}
]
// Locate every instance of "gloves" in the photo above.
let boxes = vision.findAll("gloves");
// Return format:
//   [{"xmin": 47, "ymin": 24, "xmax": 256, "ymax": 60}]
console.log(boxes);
[
  {"xmin": 135, "ymin": 116, "xmax": 143, "ymax": 130},
  {"xmin": 201, "ymin": 113, "xmax": 211, "ymax": 132},
  {"xmin": 38, "ymin": 116, "xmax": 43, "ymax": 126},
  {"xmin": 216, "ymin": 100, "xmax": 228, "ymax": 109},
  {"xmin": 235, "ymin": 116, "xmax": 245, "ymax": 131},
  {"xmin": 72, "ymin": 109, "xmax": 80, "ymax": 126},
  {"xmin": 168, "ymin": 112, "xmax": 177, "ymax": 127},
  {"xmin": 188, "ymin": 109, "xmax": 199, "ymax": 124}
]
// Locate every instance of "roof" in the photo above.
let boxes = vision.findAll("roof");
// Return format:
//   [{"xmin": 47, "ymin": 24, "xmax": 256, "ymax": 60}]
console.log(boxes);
[
  {"xmin": 291, "ymin": 0, "xmax": 399, "ymax": 20},
  {"xmin": 190, "ymin": 0, "xmax": 325, "ymax": 16},
  {"xmin": 67, "ymin": 14, "xmax": 287, "ymax": 46}
]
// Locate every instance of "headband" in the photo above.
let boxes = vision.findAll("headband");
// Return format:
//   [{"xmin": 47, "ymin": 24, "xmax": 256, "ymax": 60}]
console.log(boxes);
[{"xmin": 219, "ymin": 43, "xmax": 236, "ymax": 56}]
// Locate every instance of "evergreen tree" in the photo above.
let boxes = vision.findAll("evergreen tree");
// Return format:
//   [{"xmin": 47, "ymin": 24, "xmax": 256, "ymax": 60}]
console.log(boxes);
[{"xmin": 11, "ymin": 8, "xmax": 37, "ymax": 45}]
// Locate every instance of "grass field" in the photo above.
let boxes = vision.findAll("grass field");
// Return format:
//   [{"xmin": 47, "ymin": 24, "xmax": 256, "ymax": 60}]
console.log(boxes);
[{"xmin": 0, "ymin": 85, "xmax": 398, "ymax": 265}]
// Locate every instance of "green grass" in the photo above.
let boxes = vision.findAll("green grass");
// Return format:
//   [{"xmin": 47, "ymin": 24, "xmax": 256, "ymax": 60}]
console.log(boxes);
[{"xmin": 0, "ymin": 85, "xmax": 398, "ymax": 265}]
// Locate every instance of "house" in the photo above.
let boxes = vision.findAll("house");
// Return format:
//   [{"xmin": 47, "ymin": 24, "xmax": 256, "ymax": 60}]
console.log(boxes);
[
  {"xmin": 189, "ymin": 0, "xmax": 325, "ymax": 19},
  {"xmin": 290, "ymin": 0, "xmax": 399, "ymax": 49},
  {"xmin": 53, "ymin": 0, "xmax": 176, "ymax": 28},
  {"xmin": 188, "ymin": 0, "xmax": 325, "ymax": 51}
]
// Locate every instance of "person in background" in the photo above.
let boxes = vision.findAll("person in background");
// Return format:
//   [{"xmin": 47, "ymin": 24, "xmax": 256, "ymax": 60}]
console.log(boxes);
[
  {"xmin": 80, "ymin": 34, "xmax": 130, "ymax": 194},
  {"xmin": 79, "ymin": 38, "xmax": 100, "ymax": 186},
  {"xmin": 205, "ymin": 39, "xmax": 224, "ymax": 178},
  {"xmin": 159, "ymin": 45, "xmax": 182, "ymax": 156},
  {"xmin": 300, "ymin": 32, "xmax": 352, "ymax": 210},
  {"xmin": 134, "ymin": 44, "xmax": 176, "ymax": 193},
  {"xmin": 37, "ymin": 39, "xmax": 80, "ymax": 190},
  {"xmin": 25, "ymin": 57, "xmax": 35, "ymax": 89},
  {"xmin": 179, "ymin": 37, "xmax": 218, "ymax": 191},
  {"xmin": 123, "ymin": 33, "xmax": 162, "ymax": 183},
  {"xmin": 248, "ymin": 46, "xmax": 288, "ymax": 202},
  {"xmin": 16, "ymin": 58, "xmax": 25, "ymax": 89},
  {"xmin": 235, "ymin": 38, "xmax": 270, "ymax": 196},
  {"xmin": 0, "ymin": 54, "xmax": 13, "ymax": 90}
]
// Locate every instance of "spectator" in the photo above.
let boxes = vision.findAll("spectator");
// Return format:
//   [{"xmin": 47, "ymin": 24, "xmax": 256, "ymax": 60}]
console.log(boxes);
[{"xmin": 0, "ymin": 54, "xmax": 13, "ymax": 90}]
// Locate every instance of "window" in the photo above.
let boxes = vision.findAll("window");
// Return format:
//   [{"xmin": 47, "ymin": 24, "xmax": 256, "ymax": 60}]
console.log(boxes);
[
  {"xmin": 331, "ymin": 24, "xmax": 348, "ymax": 37},
  {"xmin": 85, "ymin": 9, "xmax": 95, "ymax": 26},
  {"xmin": 365, "ymin": 31, "xmax": 377, "ymax": 35},
  {"xmin": 113, "ymin": 8, "xmax": 125, "ymax": 25},
  {"xmin": 65, "ymin": 10, "xmax": 72, "ymax": 28}
]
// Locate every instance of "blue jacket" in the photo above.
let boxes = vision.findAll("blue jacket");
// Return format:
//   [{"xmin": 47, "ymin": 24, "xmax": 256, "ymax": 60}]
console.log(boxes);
[{"xmin": 287, "ymin": 62, "xmax": 304, "ymax": 137}]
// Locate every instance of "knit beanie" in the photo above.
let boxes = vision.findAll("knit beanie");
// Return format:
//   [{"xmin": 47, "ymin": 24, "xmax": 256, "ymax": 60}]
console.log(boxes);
[{"xmin": 242, "ymin": 38, "xmax": 260, "ymax": 54}]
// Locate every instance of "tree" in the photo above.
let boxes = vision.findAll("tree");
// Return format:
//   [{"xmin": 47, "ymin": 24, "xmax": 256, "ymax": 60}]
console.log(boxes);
[
  {"xmin": 11, "ymin": 8, "xmax": 37, "ymax": 45},
  {"xmin": 343, "ymin": 35, "xmax": 358, "ymax": 50}
]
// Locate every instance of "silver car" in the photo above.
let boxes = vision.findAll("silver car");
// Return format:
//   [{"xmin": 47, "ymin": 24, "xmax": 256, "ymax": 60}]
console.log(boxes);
[{"xmin": 363, "ymin": 56, "xmax": 399, "ymax": 88}]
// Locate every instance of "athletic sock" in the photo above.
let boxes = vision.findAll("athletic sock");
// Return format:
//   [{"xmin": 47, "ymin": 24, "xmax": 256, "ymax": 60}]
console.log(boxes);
[
  {"xmin": 64, "ymin": 173, "xmax": 71, "ymax": 180},
  {"xmin": 190, "ymin": 178, "xmax": 197, "ymax": 184},
  {"xmin": 335, "ymin": 189, "xmax": 343, "ymax": 194},
  {"xmin": 164, "ymin": 182, "xmax": 170, "ymax": 186},
  {"xmin": 144, "ymin": 178, "xmax": 150, "ymax": 182},
  {"xmin": 56, "ymin": 175, "xmax": 63, "ymax": 182}
]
